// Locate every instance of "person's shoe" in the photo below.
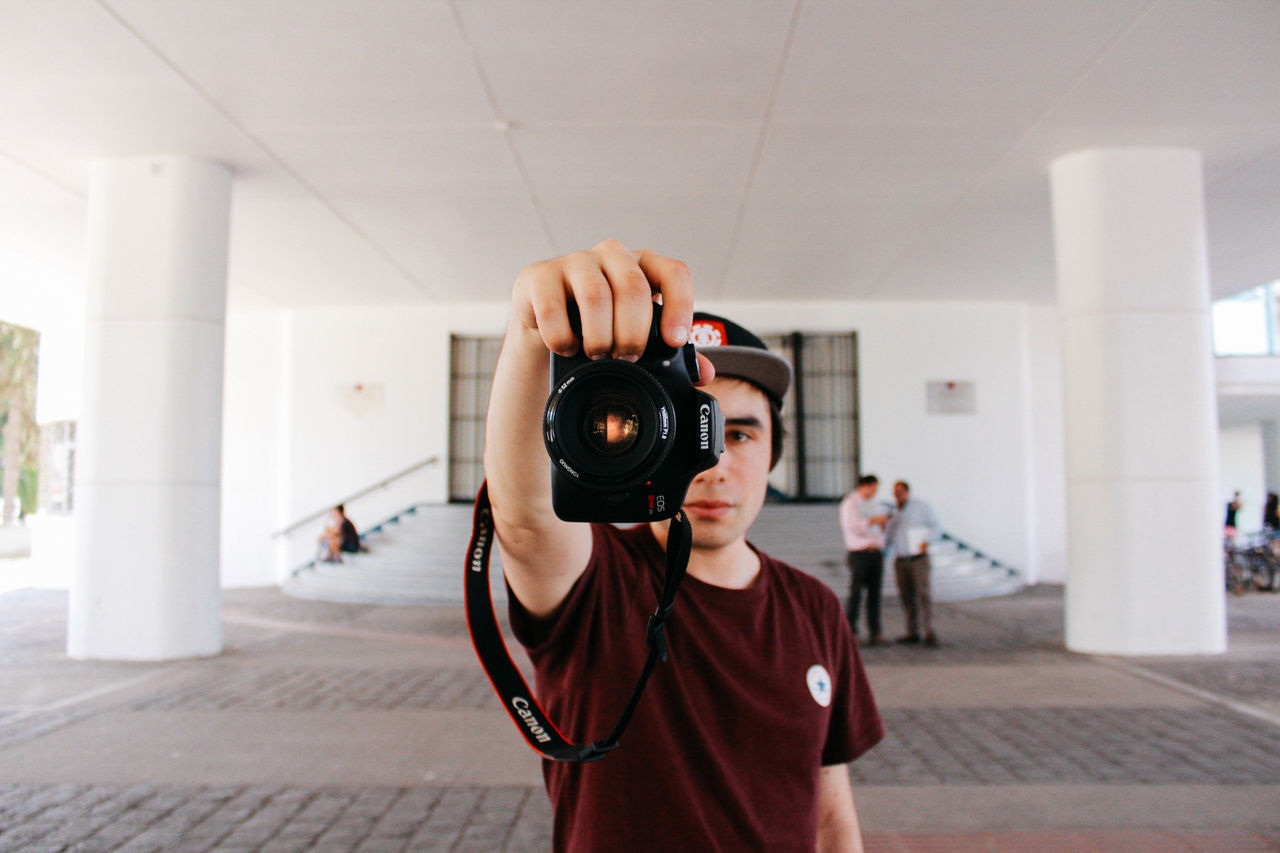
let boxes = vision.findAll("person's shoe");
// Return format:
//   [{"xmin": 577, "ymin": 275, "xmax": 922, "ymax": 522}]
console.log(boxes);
[
  {"xmin": 896, "ymin": 634, "xmax": 921, "ymax": 645},
  {"xmin": 923, "ymin": 633, "xmax": 939, "ymax": 648},
  {"xmin": 867, "ymin": 634, "xmax": 889, "ymax": 647}
]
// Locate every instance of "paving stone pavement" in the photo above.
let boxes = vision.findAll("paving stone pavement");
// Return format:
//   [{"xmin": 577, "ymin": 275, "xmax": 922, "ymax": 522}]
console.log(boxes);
[
  {"xmin": 129, "ymin": 666, "xmax": 497, "ymax": 713},
  {"xmin": 854, "ymin": 706, "xmax": 1280, "ymax": 786},
  {"xmin": 0, "ymin": 583, "xmax": 1278, "ymax": 851},
  {"xmin": 0, "ymin": 783, "xmax": 551, "ymax": 853}
]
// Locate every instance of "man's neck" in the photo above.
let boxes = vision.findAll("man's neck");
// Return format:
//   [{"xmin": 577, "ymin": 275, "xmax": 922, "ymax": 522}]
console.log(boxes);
[
  {"xmin": 649, "ymin": 524, "xmax": 761, "ymax": 590},
  {"xmin": 689, "ymin": 539, "xmax": 761, "ymax": 589}
]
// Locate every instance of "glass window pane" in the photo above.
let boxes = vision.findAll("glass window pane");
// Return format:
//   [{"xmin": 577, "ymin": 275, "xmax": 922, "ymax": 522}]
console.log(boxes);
[
  {"xmin": 449, "ymin": 335, "xmax": 502, "ymax": 501},
  {"xmin": 1213, "ymin": 285, "xmax": 1271, "ymax": 356}
]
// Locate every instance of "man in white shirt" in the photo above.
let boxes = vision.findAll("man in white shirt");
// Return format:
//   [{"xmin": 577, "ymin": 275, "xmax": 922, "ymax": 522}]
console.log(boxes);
[{"xmin": 884, "ymin": 480, "xmax": 943, "ymax": 647}]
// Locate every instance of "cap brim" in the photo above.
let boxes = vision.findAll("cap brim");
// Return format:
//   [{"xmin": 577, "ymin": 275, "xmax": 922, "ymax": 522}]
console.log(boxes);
[{"xmin": 698, "ymin": 345, "xmax": 793, "ymax": 405}]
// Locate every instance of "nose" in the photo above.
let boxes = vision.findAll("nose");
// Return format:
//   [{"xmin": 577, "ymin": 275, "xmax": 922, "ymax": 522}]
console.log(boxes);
[{"xmin": 694, "ymin": 455, "xmax": 728, "ymax": 485}]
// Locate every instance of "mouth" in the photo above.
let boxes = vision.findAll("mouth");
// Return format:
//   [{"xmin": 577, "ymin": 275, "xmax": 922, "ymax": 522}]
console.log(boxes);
[{"xmin": 683, "ymin": 500, "xmax": 732, "ymax": 520}]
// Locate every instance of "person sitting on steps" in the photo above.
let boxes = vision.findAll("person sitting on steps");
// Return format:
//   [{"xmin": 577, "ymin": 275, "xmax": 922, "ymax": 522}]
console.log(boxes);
[{"xmin": 318, "ymin": 504, "xmax": 362, "ymax": 563}]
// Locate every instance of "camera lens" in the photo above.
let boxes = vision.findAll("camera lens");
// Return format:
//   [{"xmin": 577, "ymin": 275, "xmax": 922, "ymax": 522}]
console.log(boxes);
[
  {"xmin": 544, "ymin": 361, "xmax": 675, "ymax": 490},
  {"xmin": 583, "ymin": 396, "xmax": 641, "ymax": 456}
]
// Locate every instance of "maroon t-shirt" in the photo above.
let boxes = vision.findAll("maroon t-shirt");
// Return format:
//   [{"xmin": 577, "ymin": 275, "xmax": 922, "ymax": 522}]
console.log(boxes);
[{"xmin": 509, "ymin": 523, "xmax": 884, "ymax": 852}]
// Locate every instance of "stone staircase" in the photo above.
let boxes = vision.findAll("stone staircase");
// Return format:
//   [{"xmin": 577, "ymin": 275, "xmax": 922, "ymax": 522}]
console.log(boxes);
[
  {"xmin": 284, "ymin": 501, "xmax": 1023, "ymax": 606},
  {"xmin": 284, "ymin": 504, "xmax": 502, "ymax": 606},
  {"xmin": 750, "ymin": 502, "xmax": 1024, "ymax": 601}
]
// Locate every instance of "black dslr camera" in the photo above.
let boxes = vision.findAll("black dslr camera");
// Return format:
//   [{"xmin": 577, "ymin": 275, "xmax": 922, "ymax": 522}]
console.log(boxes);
[{"xmin": 544, "ymin": 304, "xmax": 725, "ymax": 522}]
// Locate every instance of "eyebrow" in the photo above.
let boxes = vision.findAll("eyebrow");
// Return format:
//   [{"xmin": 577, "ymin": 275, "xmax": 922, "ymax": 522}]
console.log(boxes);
[{"xmin": 725, "ymin": 416, "xmax": 764, "ymax": 429}]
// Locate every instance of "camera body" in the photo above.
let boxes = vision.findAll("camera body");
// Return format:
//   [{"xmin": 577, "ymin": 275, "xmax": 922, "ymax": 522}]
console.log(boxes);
[{"xmin": 545, "ymin": 304, "xmax": 725, "ymax": 522}]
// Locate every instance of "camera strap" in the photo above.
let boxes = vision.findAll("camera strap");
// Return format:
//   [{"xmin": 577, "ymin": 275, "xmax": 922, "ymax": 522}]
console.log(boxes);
[{"xmin": 465, "ymin": 480, "xmax": 691, "ymax": 763}]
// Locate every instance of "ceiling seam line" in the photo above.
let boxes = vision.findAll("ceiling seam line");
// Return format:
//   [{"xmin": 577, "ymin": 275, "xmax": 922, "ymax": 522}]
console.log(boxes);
[
  {"xmin": 89, "ymin": 0, "xmax": 441, "ymax": 300},
  {"xmin": 865, "ymin": 0, "xmax": 1164, "ymax": 298},
  {"xmin": 448, "ymin": 0, "xmax": 558, "ymax": 256},
  {"xmin": 0, "ymin": 150, "xmax": 84, "ymax": 200},
  {"xmin": 716, "ymin": 0, "xmax": 806, "ymax": 299},
  {"xmin": 1206, "ymin": 139, "xmax": 1280, "ymax": 191}
]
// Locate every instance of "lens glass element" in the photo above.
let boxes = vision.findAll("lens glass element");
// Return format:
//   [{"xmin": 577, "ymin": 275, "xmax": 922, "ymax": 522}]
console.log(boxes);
[
  {"xmin": 583, "ymin": 396, "xmax": 641, "ymax": 456},
  {"xmin": 545, "ymin": 359, "xmax": 675, "ymax": 490}
]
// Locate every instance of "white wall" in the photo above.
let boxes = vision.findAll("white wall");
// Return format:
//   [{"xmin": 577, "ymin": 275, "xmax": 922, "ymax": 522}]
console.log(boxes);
[
  {"xmin": 24, "ymin": 292, "xmax": 1072, "ymax": 590},
  {"xmin": 1025, "ymin": 305, "xmax": 1068, "ymax": 583},
  {"xmin": 220, "ymin": 310, "xmax": 287, "ymax": 586},
  {"xmin": 270, "ymin": 303, "xmax": 507, "ymax": 577},
  {"xmin": 192, "ymin": 301, "xmax": 512, "ymax": 587},
  {"xmin": 1218, "ymin": 422, "xmax": 1266, "ymax": 534},
  {"xmin": 702, "ymin": 299, "xmax": 1050, "ymax": 576}
]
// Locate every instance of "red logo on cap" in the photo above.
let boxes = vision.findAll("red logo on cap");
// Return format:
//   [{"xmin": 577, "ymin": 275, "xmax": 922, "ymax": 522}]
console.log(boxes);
[{"xmin": 691, "ymin": 320, "xmax": 727, "ymax": 347}]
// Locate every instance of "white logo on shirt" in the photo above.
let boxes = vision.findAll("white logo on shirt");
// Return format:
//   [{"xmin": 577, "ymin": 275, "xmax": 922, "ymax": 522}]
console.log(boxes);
[{"xmin": 806, "ymin": 664, "xmax": 833, "ymax": 708}]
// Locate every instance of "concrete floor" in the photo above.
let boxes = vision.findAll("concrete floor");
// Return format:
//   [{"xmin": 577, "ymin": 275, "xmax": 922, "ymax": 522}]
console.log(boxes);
[{"xmin": 1, "ymin": 582, "xmax": 1278, "ymax": 851}]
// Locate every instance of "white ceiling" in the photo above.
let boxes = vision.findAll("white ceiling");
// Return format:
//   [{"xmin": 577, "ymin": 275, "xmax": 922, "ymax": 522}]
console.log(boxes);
[{"xmin": 1, "ymin": 0, "xmax": 1277, "ymax": 310}]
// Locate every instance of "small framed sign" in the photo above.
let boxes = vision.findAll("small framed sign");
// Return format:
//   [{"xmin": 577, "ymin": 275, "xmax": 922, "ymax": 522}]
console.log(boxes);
[
  {"xmin": 337, "ymin": 382, "xmax": 385, "ymax": 418},
  {"xmin": 926, "ymin": 380, "xmax": 976, "ymax": 415}
]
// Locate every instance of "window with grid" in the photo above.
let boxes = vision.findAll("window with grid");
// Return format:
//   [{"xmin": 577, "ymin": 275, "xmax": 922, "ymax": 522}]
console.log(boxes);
[
  {"xmin": 448, "ymin": 336, "xmax": 503, "ymax": 502},
  {"xmin": 762, "ymin": 332, "xmax": 860, "ymax": 501}
]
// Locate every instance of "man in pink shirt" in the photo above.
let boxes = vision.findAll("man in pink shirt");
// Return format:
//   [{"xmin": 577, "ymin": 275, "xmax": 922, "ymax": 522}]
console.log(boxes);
[{"xmin": 839, "ymin": 474, "xmax": 890, "ymax": 646}]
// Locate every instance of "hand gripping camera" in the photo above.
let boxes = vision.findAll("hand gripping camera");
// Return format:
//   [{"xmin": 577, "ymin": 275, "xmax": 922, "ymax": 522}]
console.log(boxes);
[{"xmin": 544, "ymin": 303, "xmax": 725, "ymax": 522}]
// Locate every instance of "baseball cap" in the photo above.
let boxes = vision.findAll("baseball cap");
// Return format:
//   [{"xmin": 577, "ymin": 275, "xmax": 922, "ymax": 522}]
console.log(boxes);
[{"xmin": 689, "ymin": 312, "xmax": 793, "ymax": 407}]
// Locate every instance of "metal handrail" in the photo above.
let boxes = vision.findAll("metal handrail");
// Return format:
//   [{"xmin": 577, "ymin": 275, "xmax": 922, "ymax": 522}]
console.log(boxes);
[
  {"xmin": 272, "ymin": 455, "xmax": 440, "ymax": 538},
  {"xmin": 939, "ymin": 531, "xmax": 1015, "ymax": 573}
]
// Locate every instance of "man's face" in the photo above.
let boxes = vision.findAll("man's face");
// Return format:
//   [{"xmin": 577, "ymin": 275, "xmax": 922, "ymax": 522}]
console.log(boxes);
[
  {"xmin": 680, "ymin": 376, "xmax": 773, "ymax": 551},
  {"xmin": 894, "ymin": 483, "xmax": 909, "ymax": 507},
  {"xmin": 857, "ymin": 482, "xmax": 878, "ymax": 500}
]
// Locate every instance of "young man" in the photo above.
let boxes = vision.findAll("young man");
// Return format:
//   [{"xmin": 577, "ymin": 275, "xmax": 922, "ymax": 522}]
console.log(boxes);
[
  {"xmin": 839, "ymin": 474, "xmax": 890, "ymax": 645},
  {"xmin": 484, "ymin": 241, "xmax": 883, "ymax": 852}
]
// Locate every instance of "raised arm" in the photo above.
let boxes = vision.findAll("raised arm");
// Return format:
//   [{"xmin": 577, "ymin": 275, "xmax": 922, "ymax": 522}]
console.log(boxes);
[{"xmin": 483, "ymin": 240, "xmax": 701, "ymax": 619}]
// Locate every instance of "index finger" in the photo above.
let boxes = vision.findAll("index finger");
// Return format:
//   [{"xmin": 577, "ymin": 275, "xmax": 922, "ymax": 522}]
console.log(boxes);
[
  {"xmin": 694, "ymin": 352, "xmax": 716, "ymax": 387},
  {"xmin": 636, "ymin": 250, "xmax": 693, "ymax": 348}
]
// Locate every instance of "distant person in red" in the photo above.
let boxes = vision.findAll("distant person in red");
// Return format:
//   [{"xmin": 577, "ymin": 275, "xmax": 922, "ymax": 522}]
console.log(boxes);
[
  {"xmin": 1224, "ymin": 490, "xmax": 1241, "ymax": 544},
  {"xmin": 318, "ymin": 505, "xmax": 361, "ymax": 563}
]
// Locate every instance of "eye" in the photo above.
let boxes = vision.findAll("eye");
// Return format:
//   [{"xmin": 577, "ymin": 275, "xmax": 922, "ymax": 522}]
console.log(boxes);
[{"xmin": 727, "ymin": 428, "xmax": 753, "ymax": 443}]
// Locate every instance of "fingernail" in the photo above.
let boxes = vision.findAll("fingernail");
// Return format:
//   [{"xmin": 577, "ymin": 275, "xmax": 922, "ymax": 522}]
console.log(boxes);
[{"xmin": 670, "ymin": 326, "xmax": 689, "ymax": 345}]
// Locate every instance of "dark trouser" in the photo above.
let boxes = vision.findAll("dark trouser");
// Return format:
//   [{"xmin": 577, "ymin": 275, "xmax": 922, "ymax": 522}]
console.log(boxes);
[
  {"xmin": 846, "ymin": 549, "xmax": 884, "ymax": 637},
  {"xmin": 894, "ymin": 554, "xmax": 934, "ymax": 638}
]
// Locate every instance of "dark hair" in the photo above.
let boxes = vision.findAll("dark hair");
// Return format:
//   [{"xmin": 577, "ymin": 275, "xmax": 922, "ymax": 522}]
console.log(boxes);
[
  {"xmin": 335, "ymin": 504, "xmax": 346, "ymax": 513},
  {"xmin": 856, "ymin": 474, "xmax": 879, "ymax": 488}
]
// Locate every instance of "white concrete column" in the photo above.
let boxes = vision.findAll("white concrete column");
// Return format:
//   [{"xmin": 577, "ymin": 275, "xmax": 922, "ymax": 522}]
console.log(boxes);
[
  {"xmin": 1051, "ymin": 148, "xmax": 1225, "ymax": 655},
  {"xmin": 68, "ymin": 157, "xmax": 231, "ymax": 660}
]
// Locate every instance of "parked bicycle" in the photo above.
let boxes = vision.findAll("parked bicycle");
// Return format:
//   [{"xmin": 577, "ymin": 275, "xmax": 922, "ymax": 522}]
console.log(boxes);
[{"xmin": 1224, "ymin": 532, "xmax": 1280, "ymax": 594}]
